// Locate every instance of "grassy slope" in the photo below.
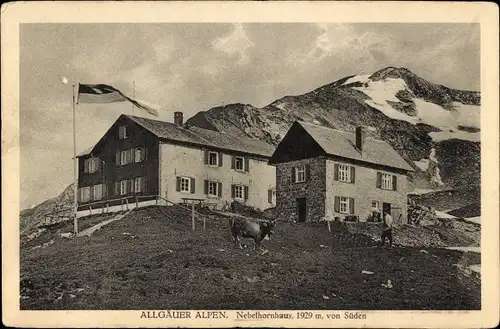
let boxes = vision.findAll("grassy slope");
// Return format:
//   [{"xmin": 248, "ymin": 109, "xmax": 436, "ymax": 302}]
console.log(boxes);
[{"xmin": 21, "ymin": 206, "xmax": 480, "ymax": 310}]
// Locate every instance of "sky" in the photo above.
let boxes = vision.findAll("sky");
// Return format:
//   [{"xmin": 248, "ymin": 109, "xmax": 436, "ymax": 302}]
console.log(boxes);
[{"xmin": 19, "ymin": 23, "xmax": 480, "ymax": 209}]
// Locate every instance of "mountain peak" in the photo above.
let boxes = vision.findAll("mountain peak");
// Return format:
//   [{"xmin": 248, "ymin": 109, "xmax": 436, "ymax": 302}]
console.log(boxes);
[{"xmin": 369, "ymin": 67, "xmax": 416, "ymax": 81}]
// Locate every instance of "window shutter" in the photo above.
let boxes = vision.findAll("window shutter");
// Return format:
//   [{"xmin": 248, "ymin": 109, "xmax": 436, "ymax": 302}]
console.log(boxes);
[
  {"xmin": 291, "ymin": 167, "xmax": 296, "ymax": 183},
  {"xmin": 102, "ymin": 183, "xmax": 107, "ymax": 197},
  {"xmin": 244, "ymin": 186, "xmax": 249, "ymax": 200},
  {"xmin": 334, "ymin": 164, "xmax": 339, "ymax": 180},
  {"xmin": 204, "ymin": 150, "xmax": 209, "ymax": 164},
  {"xmin": 376, "ymin": 172, "xmax": 382, "ymax": 188},
  {"xmin": 131, "ymin": 149, "xmax": 135, "ymax": 163},
  {"xmin": 305, "ymin": 164, "xmax": 311, "ymax": 181},
  {"xmin": 116, "ymin": 150, "xmax": 121, "ymax": 166},
  {"xmin": 349, "ymin": 198, "xmax": 355, "ymax": 214},
  {"xmin": 114, "ymin": 182, "xmax": 120, "ymax": 196},
  {"xmin": 77, "ymin": 188, "xmax": 82, "ymax": 202},
  {"xmin": 231, "ymin": 156, "xmax": 235, "ymax": 169},
  {"xmin": 84, "ymin": 160, "xmax": 89, "ymax": 173},
  {"xmin": 268, "ymin": 190, "xmax": 272, "ymax": 203},
  {"xmin": 245, "ymin": 157, "xmax": 250, "ymax": 172},
  {"xmin": 334, "ymin": 196, "xmax": 340, "ymax": 212},
  {"xmin": 392, "ymin": 175, "xmax": 397, "ymax": 191},
  {"xmin": 128, "ymin": 179, "xmax": 134, "ymax": 194},
  {"xmin": 218, "ymin": 182, "xmax": 222, "ymax": 197},
  {"xmin": 190, "ymin": 178, "xmax": 195, "ymax": 194},
  {"xmin": 96, "ymin": 159, "xmax": 102, "ymax": 172},
  {"xmin": 350, "ymin": 166, "xmax": 355, "ymax": 183},
  {"xmin": 89, "ymin": 186, "xmax": 94, "ymax": 201},
  {"xmin": 204, "ymin": 180, "xmax": 208, "ymax": 194},
  {"xmin": 176, "ymin": 176, "xmax": 181, "ymax": 192},
  {"xmin": 231, "ymin": 185, "xmax": 235, "ymax": 198},
  {"xmin": 118, "ymin": 126, "xmax": 123, "ymax": 139},
  {"xmin": 218, "ymin": 152, "xmax": 223, "ymax": 166}
]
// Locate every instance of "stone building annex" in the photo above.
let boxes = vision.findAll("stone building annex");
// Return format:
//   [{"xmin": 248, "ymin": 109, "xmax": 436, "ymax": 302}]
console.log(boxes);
[{"xmin": 269, "ymin": 121, "xmax": 414, "ymax": 225}]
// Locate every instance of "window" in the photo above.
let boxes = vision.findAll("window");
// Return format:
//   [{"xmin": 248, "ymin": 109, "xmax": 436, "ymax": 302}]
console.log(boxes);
[
  {"xmin": 180, "ymin": 177, "xmax": 191, "ymax": 193},
  {"xmin": 334, "ymin": 196, "xmax": 354, "ymax": 214},
  {"xmin": 135, "ymin": 148, "xmax": 146, "ymax": 163},
  {"xmin": 120, "ymin": 180, "xmax": 128, "ymax": 195},
  {"xmin": 120, "ymin": 149, "xmax": 133, "ymax": 166},
  {"xmin": 381, "ymin": 173, "xmax": 393, "ymax": 190},
  {"xmin": 235, "ymin": 156, "xmax": 244, "ymax": 171},
  {"xmin": 80, "ymin": 186, "xmax": 91, "ymax": 202},
  {"xmin": 340, "ymin": 197, "xmax": 349, "ymax": 214},
  {"xmin": 371, "ymin": 201, "xmax": 379, "ymax": 210},
  {"xmin": 134, "ymin": 177, "xmax": 144, "ymax": 193},
  {"xmin": 334, "ymin": 164, "xmax": 355, "ymax": 183},
  {"xmin": 268, "ymin": 189, "xmax": 276, "ymax": 204},
  {"xmin": 84, "ymin": 157, "xmax": 101, "ymax": 173},
  {"xmin": 93, "ymin": 184, "xmax": 103, "ymax": 200},
  {"xmin": 119, "ymin": 125, "xmax": 128, "ymax": 139},
  {"xmin": 208, "ymin": 151, "xmax": 218, "ymax": 166},
  {"xmin": 295, "ymin": 165, "xmax": 306, "ymax": 183},
  {"xmin": 232, "ymin": 185, "xmax": 245, "ymax": 200},
  {"xmin": 338, "ymin": 165, "xmax": 350, "ymax": 182},
  {"xmin": 208, "ymin": 181, "xmax": 218, "ymax": 196}
]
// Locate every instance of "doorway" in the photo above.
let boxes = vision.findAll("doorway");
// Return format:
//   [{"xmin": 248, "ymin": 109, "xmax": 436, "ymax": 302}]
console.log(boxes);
[
  {"xmin": 296, "ymin": 198, "xmax": 307, "ymax": 222},
  {"xmin": 382, "ymin": 202, "xmax": 391, "ymax": 215}
]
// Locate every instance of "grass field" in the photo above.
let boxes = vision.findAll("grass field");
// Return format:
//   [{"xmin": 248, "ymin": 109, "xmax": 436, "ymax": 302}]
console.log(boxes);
[{"xmin": 20, "ymin": 206, "xmax": 480, "ymax": 310}]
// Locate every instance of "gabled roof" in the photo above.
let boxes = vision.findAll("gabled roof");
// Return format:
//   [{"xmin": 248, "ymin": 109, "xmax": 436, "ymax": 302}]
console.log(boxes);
[
  {"xmin": 77, "ymin": 114, "xmax": 275, "ymax": 158},
  {"xmin": 274, "ymin": 121, "xmax": 414, "ymax": 172}
]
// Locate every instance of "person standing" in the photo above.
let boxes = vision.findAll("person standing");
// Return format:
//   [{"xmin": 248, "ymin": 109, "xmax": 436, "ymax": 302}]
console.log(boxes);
[{"xmin": 381, "ymin": 211, "xmax": 393, "ymax": 246}]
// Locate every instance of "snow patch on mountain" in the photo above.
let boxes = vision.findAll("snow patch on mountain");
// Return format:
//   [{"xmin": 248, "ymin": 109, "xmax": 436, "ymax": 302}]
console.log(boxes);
[
  {"xmin": 351, "ymin": 77, "xmax": 420, "ymax": 124},
  {"xmin": 414, "ymin": 158, "xmax": 430, "ymax": 171},
  {"xmin": 344, "ymin": 74, "xmax": 480, "ymax": 142},
  {"xmin": 429, "ymin": 130, "xmax": 480, "ymax": 142},
  {"xmin": 429, "ymin": 148, "xmax": 444, "ymax": 186}
]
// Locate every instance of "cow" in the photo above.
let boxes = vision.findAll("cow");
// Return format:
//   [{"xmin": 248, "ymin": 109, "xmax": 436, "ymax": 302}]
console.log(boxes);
[{"xmin": 229, "ymin": 217, "xmax": 275, "ymax": 251}]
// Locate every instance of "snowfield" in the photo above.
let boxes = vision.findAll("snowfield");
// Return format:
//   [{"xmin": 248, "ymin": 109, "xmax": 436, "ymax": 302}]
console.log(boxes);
[
  {"xmin": 344, "ymin": 76, "xmax": 480, "ymax": 142},
  {"xmin": 414, "ymin": 159, "xmax": 430, "ymax": 171}
]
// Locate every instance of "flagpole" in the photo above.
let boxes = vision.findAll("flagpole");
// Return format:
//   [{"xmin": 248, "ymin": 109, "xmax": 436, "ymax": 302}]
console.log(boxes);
[
  {"xmin": 72, "ymin": 84, "xmax": 78, "ymax": 234},
  {"xmin": 132, "ymin": 81, "xmax": 135, "ymax": 116}
]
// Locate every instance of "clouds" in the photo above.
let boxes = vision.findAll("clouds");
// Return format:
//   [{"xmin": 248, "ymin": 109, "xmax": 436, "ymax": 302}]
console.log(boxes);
[
  {"xmin": 19, "ymin": 23, "xmax": 479, "ymax": 209},
  {"xmin": 212, "ymin": 23, "xmax": 254, "ymax": 65}
]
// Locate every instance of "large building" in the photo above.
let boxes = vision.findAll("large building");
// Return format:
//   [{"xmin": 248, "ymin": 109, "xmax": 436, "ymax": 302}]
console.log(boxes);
[
  {"xmin": 269, "ymin": 121, "xmax": 414, "ymax": 225},
  {"xmin": 76, "ymin": 113, "xmax": 276, "ymax": 213}
]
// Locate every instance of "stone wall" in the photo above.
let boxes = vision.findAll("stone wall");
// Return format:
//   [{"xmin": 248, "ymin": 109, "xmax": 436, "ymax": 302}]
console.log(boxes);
[{"xmin": 275, "ymin": 157, "xmax": 326, "ymax": 222}]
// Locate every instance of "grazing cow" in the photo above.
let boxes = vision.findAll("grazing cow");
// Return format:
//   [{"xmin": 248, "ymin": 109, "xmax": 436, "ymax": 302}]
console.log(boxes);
[{"xmin": 229, "ymin": 217, "xmax": 275, "ymax": 250}]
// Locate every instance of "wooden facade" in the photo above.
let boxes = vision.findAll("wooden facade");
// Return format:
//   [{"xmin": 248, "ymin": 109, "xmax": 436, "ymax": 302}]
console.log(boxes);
[{"xmin": 77, "ymin": 116, "xmax": 159, "ymax": 210}]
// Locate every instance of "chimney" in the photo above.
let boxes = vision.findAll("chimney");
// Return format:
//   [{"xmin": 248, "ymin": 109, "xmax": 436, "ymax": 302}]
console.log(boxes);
[
  {"xmin": 355, "ymin": 126, "xmax": 365, "ymax": 152},
  {"xmin": 174, "ymin": 111, "xmax": 183, "ymax": 126}
]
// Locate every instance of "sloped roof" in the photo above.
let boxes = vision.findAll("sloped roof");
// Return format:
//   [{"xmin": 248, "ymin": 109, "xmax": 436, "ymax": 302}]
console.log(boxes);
[
  {"xmin": 80, "ymin": 115, "xmax": 275, "ymax": 158},
  {"xmin": 297, "ymin": 121, "xmax": 414, "ymax": 171}
]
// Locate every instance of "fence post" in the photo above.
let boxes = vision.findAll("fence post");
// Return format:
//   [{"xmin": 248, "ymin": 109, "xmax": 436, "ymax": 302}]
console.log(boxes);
[
  {"xmin": 126, "ymin": 198, "xmax": 129, "ymax": 210},
  {"xmin": 135, "ymin": 196, "xmax": 138, "ymax": 209},
  {"xmin": 203, "ymin": 216, "xmax": 206, "ymax": 231},
  {"xmin": 192, "ymin": 203, "xmax": 195, "ymax": 231},
  {"xmin": 106, "ymin": 202, "xmax": 109, "ymax": 213},
  {"xmin": 121, "ymin": 199, "xmax": 124, "ymax": 212},
  {"xmin": 89, "ymin": 205, "xmax": 92, "ymax": 216},
  {"xmin": 102, "ymin": 204, "xmax": 104, "ymax": 214},
  {"xmin": 327, "ymin": 219, "xmax": 331, "ymax": 232},
  {"xmin": 155, "ymin": 196, "xmax": 158, "ymax": 206}
]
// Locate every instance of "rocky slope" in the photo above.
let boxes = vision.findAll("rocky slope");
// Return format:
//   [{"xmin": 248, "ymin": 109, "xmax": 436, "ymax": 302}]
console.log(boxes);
[
  {"xmin": 186, "ymin": 67, "xmax": 481, "ymax": 194},
  {"xmin": 20, "ymin": 184, "xmax": 74, "ymax": 233}
]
